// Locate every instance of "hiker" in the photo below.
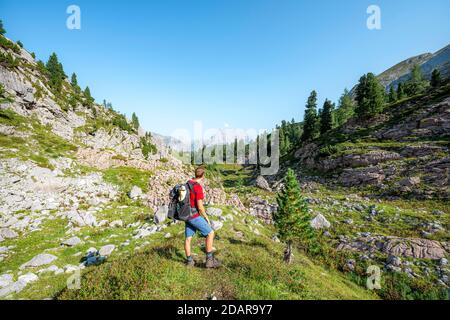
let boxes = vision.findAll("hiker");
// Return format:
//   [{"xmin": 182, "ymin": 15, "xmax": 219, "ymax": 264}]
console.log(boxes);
[{"xmin": 184, "ymin": 167, "xmax": 221, "ymax": 268}]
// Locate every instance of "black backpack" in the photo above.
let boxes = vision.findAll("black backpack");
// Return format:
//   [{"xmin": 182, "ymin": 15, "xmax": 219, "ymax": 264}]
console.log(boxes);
[{"xmin": 168, "ymin": 181, "xmax": 198, "ymax": 221}]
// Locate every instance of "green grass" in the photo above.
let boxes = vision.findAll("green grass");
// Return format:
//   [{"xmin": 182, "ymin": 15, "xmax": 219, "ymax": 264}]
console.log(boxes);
[
  {"xmin": 103, "ymin": 167, "xmax": 153, "ymax": 193},
  {"xmin": 57, "ymin": 206, "xmax": 377, "ymax": 300}
]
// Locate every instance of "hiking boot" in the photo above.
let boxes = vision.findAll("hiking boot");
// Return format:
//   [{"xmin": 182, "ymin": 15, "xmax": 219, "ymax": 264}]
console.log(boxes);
[
  {"xmin": 205, "ymin": 256, "xmax": 221, "ymax": 269},
  {"xmin": 186, "ymin": 259, "xmax": 195, "ymax": 267}
]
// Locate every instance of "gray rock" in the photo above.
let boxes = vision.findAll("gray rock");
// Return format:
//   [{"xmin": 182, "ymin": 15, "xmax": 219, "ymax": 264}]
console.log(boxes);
[
  {"xmin": 387, "ymin": 255, "xmax": 402, "ymax": 267},
  {"xmin": 20, "ymin": 253, "xmax": 57, "ymax": 269},
  {"xmin": 110, "ymin": 220, "xmax": 123, "ymax": 228},
  {"xmin": 18, "ymin": 273, "xmax": 38, "ymax": 285},
  {"xmin": 346, "ymin": 259, "xmax": 356, "ymax": 271},
  {"xmin": 310, "ymin": 214, "xmax": 331, "ymax": 230},
  {"xmin": 37, "ymin": 265, "xmax": 60, "ymax": 274},
  {"xmin": 128, "ymin": 186, "xmax": 143, "ymax": 200},
  {"xmin": 211, "ymin": 220, "xmax": 223, "ymax": 231},
  {"xmin": 99, "ymin": 244, "xmax": 115, "ymax": 256},
  {"xmin": 63, "ymin": 265, "xmax": 79, "ymax": 273},
  {"xmin": 386, "ymin": 264, "xmax": 402, "ymax": 273},
  {"xmin": 154, "ymin": 205, "xmax": 168, "ymax": 224},
  {"xmin": 61, "ymin": 236, "xmax": 82, "ymax": 247},
  {"xmin": 0, "ymin": 228, "xmax": 19, "ymax": 239},
  {"xmin": 439, "ymin": 258, "xmax": 448, "ymax": 266},
  {"xmin": 133, "ymin": 226, "xmax": 158, "ymax": 239},
  {"xmin": 399, "ymin": 176, "xmax": 421, "ymax": 187},
  {"xmin": 0, "ymin": 280, "xmax": 27, "ymax": 298},
  {"xmin": 255, "ymin": 175, "xmax": 272, "ymax": 191},
  {"xmin": 0, "ymin": 274, "xmax": 13, "ymax": 288},
  {"xmin": 206, "ymin": 207, "xmax": 223, "ymax": 217}
]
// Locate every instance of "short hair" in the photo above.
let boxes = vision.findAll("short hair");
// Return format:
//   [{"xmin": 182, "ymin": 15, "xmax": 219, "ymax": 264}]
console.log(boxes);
[{"xmin": 195, "ymin": 167, "xmax": 205, "ymax": 179}]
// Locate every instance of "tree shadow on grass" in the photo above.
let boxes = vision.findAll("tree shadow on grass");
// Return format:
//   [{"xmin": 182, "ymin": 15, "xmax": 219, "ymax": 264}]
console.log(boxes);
[
  {"xmin": 151, "ymin": 244, "xmax": 185, "ymax": 262},
  {"xmin": 226, "ymin": 237, "xmax": 269, "ymax": 250}
]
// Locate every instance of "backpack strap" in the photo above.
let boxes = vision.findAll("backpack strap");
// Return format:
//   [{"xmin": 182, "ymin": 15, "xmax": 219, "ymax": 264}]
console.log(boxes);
[
  {"xmin": 186, "ymin": 181, "xmax": 198, "ymax": 195},
  {"xmin": 187, "ymin": 181, "xmax": 199, "ymax": 213}
]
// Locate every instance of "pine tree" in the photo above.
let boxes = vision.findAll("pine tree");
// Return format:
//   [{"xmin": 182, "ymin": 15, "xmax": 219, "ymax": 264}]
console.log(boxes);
[
  {"xmin": 397, "ymin": 82, "xmax": 406, "ymax": 100},
  {"xmin": 355, "ymin": 73, "xmax": 385, "ymax": 119},
  {"xmin": 83, "ymin": 86, "xmax": 94, "ymax": 107},
  {"xmin": 70, "ymin": 73, "xmax": 81, "ymax": 93},
  {"xmin": 334, "ymin": 89, "xmax": 355, "ymax": 127},
  {"xmin": 431, "ymin": 69, "xmax": 442, "ymax": 88},
  {"xmin": 405, "ymin": 64, "xmax": 428, "ymax": 96},
  {"xmin": 0, "ymin": 20, "xmax": 6, "ymax": 35},
  {"xmin": 46, "ymin": 53, "xmax": 66, "ymax": 92},
  {"xmin": 388, "ymin": 85, "xmax": 397, "ymax": 103},
  {"xmin": 320, "ymin": 99, "xmax": 334, "ymax": 135},
  {"xmin": 131, "ymin": 112, "xmax": 140, "ymax": 130},
  {"xmin": 274, "ymin": 169, "xmax": 317, "ymax": 263},
  {"xmin": 301, "ymin": 90, "xmax": 319, "ymax": 142}
]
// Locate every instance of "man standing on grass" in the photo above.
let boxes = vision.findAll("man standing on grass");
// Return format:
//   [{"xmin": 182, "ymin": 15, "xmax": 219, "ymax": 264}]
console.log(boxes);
[{"xmin": 184, "ymin": 167, "xmax": 221, "ymax": 268}]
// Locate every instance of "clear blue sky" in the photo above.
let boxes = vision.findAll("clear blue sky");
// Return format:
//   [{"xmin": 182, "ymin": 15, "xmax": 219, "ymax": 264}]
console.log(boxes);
[{"xmin": 1, "ymin": 0, "xmax": 449, "ymax": 136}]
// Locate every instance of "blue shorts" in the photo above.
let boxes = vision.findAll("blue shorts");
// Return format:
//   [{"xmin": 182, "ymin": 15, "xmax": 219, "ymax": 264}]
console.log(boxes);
[{"xmin": 185, "ymin": 216, "xmax": 213, "ymax": 238}]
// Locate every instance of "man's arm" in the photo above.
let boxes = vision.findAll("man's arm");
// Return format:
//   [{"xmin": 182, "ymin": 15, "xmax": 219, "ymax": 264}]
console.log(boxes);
[{"xmin": 196, "ymin": 199, "xmax": 210, "ymax": 224}]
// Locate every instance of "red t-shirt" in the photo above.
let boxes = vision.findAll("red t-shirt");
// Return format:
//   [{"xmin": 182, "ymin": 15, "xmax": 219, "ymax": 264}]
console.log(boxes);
[{"xmin": 189, "ymin": 180, "xmax": 204, "ymax": 219}]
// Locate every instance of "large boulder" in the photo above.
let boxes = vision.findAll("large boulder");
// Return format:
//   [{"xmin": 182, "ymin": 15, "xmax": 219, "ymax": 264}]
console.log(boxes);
[
  {"xmin": 99, "ymin": 244, "xmax": 115, "ymax": 257},
  {"xmin": 20, "ymin": 253, "xmax": 58, "ymax": 269},
  {"xmin": 154, "ymin": 205, "xmax": 168, "ymax": 224},
  {"xmin": 382, "ymin": 237, "xmax": 447, "ymax": 260},
  {"xmin": 61, "ymin": 237, "xmax": 82, "ymax": 247},
  {"xmin": 310, "ymin": 214, "xmax": 331, "ymax": 230}
]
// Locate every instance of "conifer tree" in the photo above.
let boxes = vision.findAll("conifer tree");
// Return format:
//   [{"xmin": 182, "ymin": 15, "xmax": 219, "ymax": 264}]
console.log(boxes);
[
  {"xmin": 320, "ymin": 99, "xmax": 334, "ymax": 135},
  {"xmin": 355, "ymin": 73, "xmax": 385, "ymax": 118},
  {"xmin": 275, "ymin": 169, "xmax": 317, "ymax": 263},
  {"xmin": 335, "ymin": 89, "xmax": 355, "ymax": 127},
  {"xmin": 388, "ymin": 85, "xmax": 397, "ymax": 103},
  {"xmin": 46, "ymin": 53, "xmax": 66, "ymax": 92},
  {"xmin": 0, "ymin": 20, "xmax": 6, "ymax": 35},
  {"xmin": 397, "ymin": 82, "xmax": 406, "ymax": 100},
  {"xmin": 70, "ymin": 73, "xmax": 81, "ymax": 93},
  {"xmin": 83, "ymin": 86, "xmax": 94, "ymax": 107},
  {"xmin": 431, "ymin": 69, "xmax": 442, "ymax": 88},
  {"xmin": 301, "ymin": 90, "xmax": 319, "ymax": 142},
  {"xmin": 405, "ymin": 64, "xmax": 428, "ymax": 96},
  {"xmin": 131, "ymin": 112, "xmax": 140, "ymax": 130}
]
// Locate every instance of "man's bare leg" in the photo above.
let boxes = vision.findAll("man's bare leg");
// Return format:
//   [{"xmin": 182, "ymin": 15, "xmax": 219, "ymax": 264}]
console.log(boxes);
[
  {"xmin": 206, "ymin": 231, "xmax": 214, "ymax": 253},
  {"xmin": 185, "ymin": 237, "xmax": 192, "ymax": 258}
]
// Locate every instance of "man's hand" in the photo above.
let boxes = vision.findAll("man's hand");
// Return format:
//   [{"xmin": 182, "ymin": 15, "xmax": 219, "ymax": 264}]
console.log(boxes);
[{"xmin": 197, "ymin": 199, "xmax": 210, "ymax": 224}]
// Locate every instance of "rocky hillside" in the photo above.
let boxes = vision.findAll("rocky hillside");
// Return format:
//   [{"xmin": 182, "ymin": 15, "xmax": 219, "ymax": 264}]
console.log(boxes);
[
  {"xmin": 379, "ymin": 45, "xmax": 450, "ymax": 90},
  {"xmin": 291, "ymin": 84, "xmax": 450, "ymax": 200},
  {"xmin": 0, "ymin": 35, "xmax": 246, "ymax": 299},
  {"xmin": 237, "ymin": 82, "xmax": 450, "ymax": 299}
]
